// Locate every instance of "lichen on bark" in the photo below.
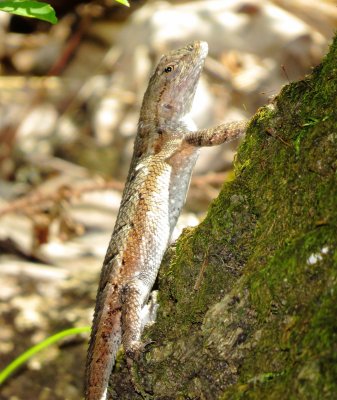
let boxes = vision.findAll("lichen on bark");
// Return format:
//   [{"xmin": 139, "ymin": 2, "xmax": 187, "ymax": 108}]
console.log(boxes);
[{"xmin": 108, "ymin": 34, "xmax": 337, "ymax": 399}]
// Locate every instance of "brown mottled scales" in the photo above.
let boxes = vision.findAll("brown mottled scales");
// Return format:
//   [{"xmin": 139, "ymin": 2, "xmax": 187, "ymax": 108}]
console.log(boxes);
[{"xmin": 85, "ymin": 41, "xmax": 247, "ymax": 400}]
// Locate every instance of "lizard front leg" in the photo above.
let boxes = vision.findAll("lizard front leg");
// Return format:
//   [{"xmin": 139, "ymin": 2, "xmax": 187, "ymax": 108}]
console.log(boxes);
[{"xmin": 184, "ymin": 121, "xmax": 247, "ymax": 147}]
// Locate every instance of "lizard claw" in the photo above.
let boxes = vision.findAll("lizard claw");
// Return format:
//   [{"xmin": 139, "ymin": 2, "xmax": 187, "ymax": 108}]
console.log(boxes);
[{"xmin": 144, "ymin": 339, "xmax": 155, "ymax": 350}]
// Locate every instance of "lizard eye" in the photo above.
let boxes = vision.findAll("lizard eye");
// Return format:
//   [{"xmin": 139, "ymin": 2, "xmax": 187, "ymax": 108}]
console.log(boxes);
[
  {"xmin": 187, "ymin": 44, "xmax": 194, "ymax": 51},
  {"xmin": 164, "ymin": 65, "xmax": 174, "ymax": 73}
]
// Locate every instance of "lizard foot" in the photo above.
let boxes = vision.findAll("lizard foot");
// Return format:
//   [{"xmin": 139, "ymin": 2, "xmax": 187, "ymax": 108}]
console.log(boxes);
[
  {"xmin": 125, "ymin": 341, "xmax": 144, "ymax": 361},
  {"xmin": 126, "ymin": 339, "xmax": 155, "ymax": 361}
]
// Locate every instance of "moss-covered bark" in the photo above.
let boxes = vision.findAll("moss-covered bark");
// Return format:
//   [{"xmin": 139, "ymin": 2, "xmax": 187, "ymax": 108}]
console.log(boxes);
[{"xmin": 108, "ymin": 35, "xmax": 337, "ymax": 399}]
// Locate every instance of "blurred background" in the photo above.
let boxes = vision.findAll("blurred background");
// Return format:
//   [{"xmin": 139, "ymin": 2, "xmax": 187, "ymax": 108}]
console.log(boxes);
[{"xmin": 0, "ymin": 0, "xmax": 336, "ymax": 398}]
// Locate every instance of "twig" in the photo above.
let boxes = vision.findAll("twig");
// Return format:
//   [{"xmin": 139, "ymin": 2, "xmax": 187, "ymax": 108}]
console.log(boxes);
[
  {"xmin": 0, "ymin": 179, "xmax": 124, "ymax": 217},
  {"xmin": 194, "ymin": 251, "xmax": 209, "ymax": 291}
]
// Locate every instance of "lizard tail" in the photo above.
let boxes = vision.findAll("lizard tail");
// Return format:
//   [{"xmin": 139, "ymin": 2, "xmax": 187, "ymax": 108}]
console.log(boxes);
[{"xmin": 85, "ymin": 285, "xmax": 122, "ymax": 400}]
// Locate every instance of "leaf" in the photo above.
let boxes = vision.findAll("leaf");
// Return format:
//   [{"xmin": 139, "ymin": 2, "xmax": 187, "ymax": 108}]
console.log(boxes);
[
  {"xmin": 0, "ymin": 0, "xmax": 58, "ymax": 24},
  {"xmin": 0, "ymin": 326, "xmax": 91, "ymax": 385},
  {"xmin": 115, "ymin": 0, "xmax": 130, "ymax": 7}
]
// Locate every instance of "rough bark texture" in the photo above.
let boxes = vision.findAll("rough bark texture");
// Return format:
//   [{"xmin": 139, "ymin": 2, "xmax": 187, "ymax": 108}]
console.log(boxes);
[{"xmin": 108, "ymin": 34, "xmax": 337, "ymax": 399}]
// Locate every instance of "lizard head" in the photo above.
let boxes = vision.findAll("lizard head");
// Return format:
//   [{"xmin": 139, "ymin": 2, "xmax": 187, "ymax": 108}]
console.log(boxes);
[{"xmin": 141, "ymin": 41, "xmax": 208, "ymax": 127}]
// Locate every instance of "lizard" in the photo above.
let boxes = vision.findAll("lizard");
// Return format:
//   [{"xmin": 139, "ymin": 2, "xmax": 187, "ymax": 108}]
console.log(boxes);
[{"xmin": 85, "ymin": 40, "xmax": 247, "ymax": 400}]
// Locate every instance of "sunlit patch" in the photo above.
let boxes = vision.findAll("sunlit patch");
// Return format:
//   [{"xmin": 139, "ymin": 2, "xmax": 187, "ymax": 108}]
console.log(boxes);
[{"xmin": 307, "ymin": 246, "xmax": 329, "ymax": 265}]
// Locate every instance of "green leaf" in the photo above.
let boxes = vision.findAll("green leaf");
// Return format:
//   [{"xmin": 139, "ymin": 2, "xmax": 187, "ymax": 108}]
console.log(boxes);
[
  {"xmin": 0, "ymin": 0, "xmax": 58, "ymax": 24},
  {"xmin": 0, "ymin": 326, "xmax": 90, "ymax": 385},
  {"xmin": 115, "ymin": 0, "xmax": 130, "ymax": 7}
]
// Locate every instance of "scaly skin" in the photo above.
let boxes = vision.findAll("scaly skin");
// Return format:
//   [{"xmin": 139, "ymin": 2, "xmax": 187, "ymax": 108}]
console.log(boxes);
[{"xmin": 85, "ymin": 41, "xmax": 247, "ymax": 400}]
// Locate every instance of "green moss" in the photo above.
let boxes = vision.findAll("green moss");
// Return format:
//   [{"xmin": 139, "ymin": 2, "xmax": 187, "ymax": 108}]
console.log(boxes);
[{"xmin": 109, "ymin": 36, "xmax": 337, "ymax": 399}]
